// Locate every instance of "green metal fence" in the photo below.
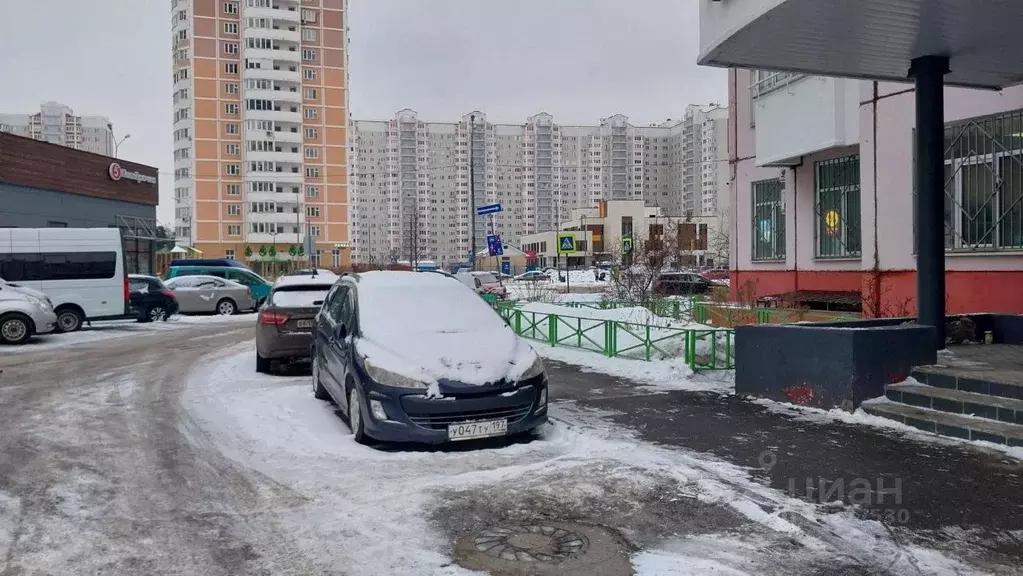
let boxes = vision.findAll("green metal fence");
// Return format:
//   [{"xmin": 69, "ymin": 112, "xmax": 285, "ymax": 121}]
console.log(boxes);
[{"xmin": 496, "ymin": 306, "xmax": 734, "ymax": 371}]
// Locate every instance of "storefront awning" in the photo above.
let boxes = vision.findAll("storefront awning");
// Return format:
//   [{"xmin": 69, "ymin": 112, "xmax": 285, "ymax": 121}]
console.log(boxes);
[{"xmin": 698, "ymin": 0, "xmax": 1023, "ymax": 90}]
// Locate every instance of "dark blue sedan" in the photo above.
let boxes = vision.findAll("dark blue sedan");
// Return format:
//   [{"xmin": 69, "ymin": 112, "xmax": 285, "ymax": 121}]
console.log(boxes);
[{"xmin": 310, "ymin": 271, "xmax": 548, "ymax": 445}]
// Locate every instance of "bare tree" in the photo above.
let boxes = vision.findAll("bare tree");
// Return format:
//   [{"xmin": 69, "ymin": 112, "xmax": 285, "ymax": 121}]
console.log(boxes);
[
  {"xmin": 706, "ymin": 209, "xmax": 731, "ymax": 269},
  {"xmin": 603, "ymin": 218, "xmax": 688, "ymax": 304},
  {"xmin": 401, "ymin": 205, "xmax": 428, "ymax": 269}
]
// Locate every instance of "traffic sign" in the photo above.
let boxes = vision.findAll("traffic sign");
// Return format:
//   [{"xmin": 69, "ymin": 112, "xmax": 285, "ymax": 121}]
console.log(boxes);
[
  {"xmin": 557, "ymin": 233, "xmax": 577, "ymax": 254},
  {"xmin": 487, "ymin": 234, "xmax": 504, "ymax": 256},
  {"xmin": 476, "ymin": 203, "xmax": 503, "ymax": 216},
  {"xmin": 501, "ymin": 260, "xmax": 511, "ymax": 275},
  {"xmin": 622, "ymin": 235, "xmax": 633, "ymax": 253}
]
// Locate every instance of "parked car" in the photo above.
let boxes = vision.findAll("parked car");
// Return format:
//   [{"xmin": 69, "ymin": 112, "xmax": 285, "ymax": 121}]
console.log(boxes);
[
  {"xmin": 311, "ymin": 271, "xmax": 548, "ymax": 445},
  {"xmin": 164, "ymin": 275, "xmax": 255, "ymax": 315},
  {"xmin": 0, "ymin": 227, "xmax": 129, "ymax": 333},
  {"xmin": 255, "ymin": 275, "xmax": 336, "ymax": 373},
  {"xmin": 454, "ymin": 271, "xmax": 508, "ymax": 299},
  {"xmin": 165, "ymin": 265, "xmax": 271, "ymax": 305},
  {"xmin": 650, "ymin": 272, "xmax": 715, "ymax": 296},
  {"xmin": 287, "ymin": 268, "xmax": 338, "ymax": 278},
  {"xmin": 128, "ymin": 274, "xmax": 179, "ymax": 322},
  {"xmin": 513, "ymin": 270, "xmax": 550, "ymax": 282},
  {"xmin": 0, "ymin": 279, "xmax": 57, "ymax": 345},
  {"xmin": 168, "ymin": 258, "xmax": 248, "ymax": 269},
  {"xmin": 701, "ymin": 268, "xmax": 730, "ymax": 281}
]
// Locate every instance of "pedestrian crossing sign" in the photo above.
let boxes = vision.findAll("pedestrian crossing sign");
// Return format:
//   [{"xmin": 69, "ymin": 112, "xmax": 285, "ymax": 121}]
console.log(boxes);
[{"xmin": 557, "ymin": 233, "xmax": 577, "ymax": 254}]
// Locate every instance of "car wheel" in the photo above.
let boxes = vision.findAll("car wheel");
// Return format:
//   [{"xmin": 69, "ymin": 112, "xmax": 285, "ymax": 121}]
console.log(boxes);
[
  {"xmin": 255, "ymin": 351, "xmax": 271, "ymax": 374},
  {"xmin": 348, "ymin": 386, "xmax": 367, "ymax": 444},
  {"xmin": 312, "ymin": 357, "xmax": 332, "ymax": 400},
  {"xmin": 54, "ymin": 307, "xmax": 84, "ymax": 333},
  {"xmin": 148, "ymin": 306, "xmax": 167, "ymax": 322},
  {"xmin": 0, "ymin": 313, "xmax": 33, "ymax": 345},
  {"xmin": 216, "ymin": 298, "xmax": 237, "ymax": 315}
]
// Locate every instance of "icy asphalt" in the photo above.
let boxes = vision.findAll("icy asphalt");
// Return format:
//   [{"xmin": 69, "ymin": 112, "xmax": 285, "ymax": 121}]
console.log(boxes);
[{"xmin": 0, "ymin": 320, "xmax": 1019, "ymax": 575}]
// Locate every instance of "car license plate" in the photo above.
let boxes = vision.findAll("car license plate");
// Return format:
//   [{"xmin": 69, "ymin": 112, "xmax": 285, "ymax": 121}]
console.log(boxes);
[
  {"xmin": 448, "ymin": 419, "xmax": 508, "ymax": 441},
  {"xmin": 296, "ymin": 319, "xmax": 313, "ymax": 329}
]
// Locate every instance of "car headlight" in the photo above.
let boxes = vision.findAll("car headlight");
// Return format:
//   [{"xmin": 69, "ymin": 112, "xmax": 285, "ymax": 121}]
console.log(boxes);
[
  {"xmin": 28, "ymin": 296, "xmax": 50, "ymax": 311},
  {"xmin": 363, "ymin": 359, "xmax": 428, "ymax": 389},
  {"xmin": 520, "ymin": 356, "xmax": 546, "ymax": 381}
]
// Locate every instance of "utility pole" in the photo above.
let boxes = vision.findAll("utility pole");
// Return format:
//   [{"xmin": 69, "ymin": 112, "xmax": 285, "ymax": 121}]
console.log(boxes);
[{"xmin": 469, "ymin": 114, "xmax": 477, "ymax": 271}]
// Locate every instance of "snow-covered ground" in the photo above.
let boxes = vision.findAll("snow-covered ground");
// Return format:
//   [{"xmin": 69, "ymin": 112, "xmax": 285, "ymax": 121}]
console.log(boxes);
[
  {"xmin": 182, "ymin": 345, "xmax": 978, "ymax": 575},
  {"xmin": 0, "ymin": 313, "xmax": 255, "ymax": 354}
]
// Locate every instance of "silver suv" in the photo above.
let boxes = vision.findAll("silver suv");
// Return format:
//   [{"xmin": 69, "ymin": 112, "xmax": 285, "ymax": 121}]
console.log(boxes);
[{"xmin": 0, "ymin": 279, "xmax": 58, "ymax": 345}]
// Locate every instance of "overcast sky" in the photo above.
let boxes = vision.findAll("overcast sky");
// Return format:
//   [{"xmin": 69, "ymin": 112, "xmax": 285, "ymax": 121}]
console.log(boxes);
[{"xmin": 0, "ymin": 0, "xmax": 725, "ymax": 226}]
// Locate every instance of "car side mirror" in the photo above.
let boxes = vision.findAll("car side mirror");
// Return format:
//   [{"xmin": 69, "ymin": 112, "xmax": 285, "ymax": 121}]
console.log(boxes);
[{"xmin": 334, "ymin": 323, "xmax": 348, "ymax": 340}]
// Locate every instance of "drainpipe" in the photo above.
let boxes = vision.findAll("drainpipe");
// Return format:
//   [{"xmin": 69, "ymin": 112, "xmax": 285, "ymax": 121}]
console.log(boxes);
[{"xmin": 871, "ymin": 81, "xmax": 882, "ymax": 316}]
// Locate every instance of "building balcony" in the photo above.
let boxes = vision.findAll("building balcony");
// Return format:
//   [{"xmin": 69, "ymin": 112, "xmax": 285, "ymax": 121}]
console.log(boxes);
[
  {"xmin": 247, "ymin": 211, "xmax": 306, "ymax": 225},
  {"xmin": 245, "ymin": 6, "xmax": 301, "ymax": 25},
  {"xmin": 245, "ymin": 232, "xmax": 306, "ymax": 245},
  {"xmin": 247, "ymin": 190, "xmax": 302, "ymax": 204},
  {"xmin": 243, "ymin": 66, "xmax": 301, "ymax": 84},
  {"xmin": 247, "ymin": 169, "xmax": 304, "ymax": 184},
  {"xmin": 752, "ymin": 74, "xmax": 858, "ymax": 166},
  {"xmin": 245, "ymin": 88, "xmax": 302, "ymax": 104},
  {"xmin": 246, "ymin": 150, "xmax": 303, "ymax": 164},
  {"xmin": 244, "ymin": 109, "xmax": 302, "ymax": 125},
  {"xmin": 243, "ymin": 25, "xmax": 301, "ymax": 44},
  {"xmin": 270, "ymin": 128, "xmax": 303, "ymax": 143}
]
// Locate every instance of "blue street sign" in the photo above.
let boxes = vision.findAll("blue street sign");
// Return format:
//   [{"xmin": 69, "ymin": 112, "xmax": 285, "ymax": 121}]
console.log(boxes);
[
  {"xmin": 487, "ymin": 234, "xmax": 504, "ymax": 256},
  {"xmin": 476, "ymin": 203, "xmax": 503, "ymax": 216},
  {"xmin": 501, "ymin": 260, "xmax": 511, "ymax": 275},
  {"xmin": 557, "ymin": 233, "xmax": 577, "ymax": 254}
]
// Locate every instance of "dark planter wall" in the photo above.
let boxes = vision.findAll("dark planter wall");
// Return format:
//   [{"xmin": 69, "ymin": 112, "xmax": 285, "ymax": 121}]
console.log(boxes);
[{"xmin": 735, "ymin": 324, "xmax": 937, "ymax": 409}]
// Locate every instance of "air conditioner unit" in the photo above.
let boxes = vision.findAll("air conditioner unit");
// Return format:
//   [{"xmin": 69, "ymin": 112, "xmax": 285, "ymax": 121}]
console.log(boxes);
[{"xmin": 266, "ymin": 131, "xmax": 274, "ymax": 139}]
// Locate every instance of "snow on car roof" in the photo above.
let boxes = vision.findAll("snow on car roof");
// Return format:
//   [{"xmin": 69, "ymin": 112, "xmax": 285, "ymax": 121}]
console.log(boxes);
[
  {"xmin": 352, "ymin": 270, "xmax": 461, "ymax": 289},
  {"xmin": 273, "ymin": 274, "xmax": 338, "ymax": 289}
]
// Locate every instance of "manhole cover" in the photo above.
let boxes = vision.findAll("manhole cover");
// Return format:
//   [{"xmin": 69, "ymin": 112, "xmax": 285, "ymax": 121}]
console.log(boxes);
[{"xmin": 473, "ymin": 525, "xmax": 589, "ymax": 563}]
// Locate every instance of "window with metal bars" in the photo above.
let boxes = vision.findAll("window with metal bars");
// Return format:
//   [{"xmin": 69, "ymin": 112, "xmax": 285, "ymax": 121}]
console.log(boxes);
[
  {"xmin": 814, "ymin": 155, "xmax": 861, "ymax": 258},
  {"xmin": 915, "ymin": 109, "xmax": 1023, "ymax": 252},
  {"xmin": 751, "ymin": 179, "xmax": 785, "ymax": 261}
]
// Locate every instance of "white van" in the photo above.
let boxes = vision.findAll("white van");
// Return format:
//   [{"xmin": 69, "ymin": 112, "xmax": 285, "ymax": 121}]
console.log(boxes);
[{"xmin": 0, "ymin": 228, "xmax": 128, "ymax": 332}]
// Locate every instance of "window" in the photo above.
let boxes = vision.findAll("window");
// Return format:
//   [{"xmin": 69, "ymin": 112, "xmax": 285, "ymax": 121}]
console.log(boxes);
[
  {"xmin": 751, "ymin": 179, "xmax": 785, "ymax": 261},
  {"xmin": 225, "ymin": 82, "xmax": 239, "ymax": 94},
  {"xmin": 305, "ymin": 147, "xmax": 319, "ymax": 159},
  {"xmin": 225, "ymin": 62, "xmax": 238, "ymax": 74},
  {"xmin": 305, "ymin": 127, "xmax": 318, "ymax": 139},
  {"xmin": 223, "ymin": 2, "xmax": 238, "ymax": 14},
  {"xmin": 918, "ymin": 109, "xmax": 1023, "ymax": 252},
  {"xmin": 301, "ymin": 48, "xmax": 317, "ymax": 61},
  {"xmin": 225, "ymin": 143, "xmax": 239, "ymax": 155},
  {"xmin": 224, "ymin": 42, "xmax": 239, "ymax": 54},
  {"xmin": 303, "ymin": 68, "xmax": 316, "ymax": 81},
  {"xmin": 305, "ymin": 186, "xmax": 319, "ymax": 198},
  {"xmin": 226, "ymin": 204, "xmax": 241, "ymax": 216},
  {"xmin": 304, "ymin": 107, "xmax": 318, "ymax": 120},
  {"xmin": 302, "ymin": 28, "xmax": 317, "ymax": 41},
  {"xmin": 226, "ymin": 183, "xmax": 241, "ymax": 196},
  {"xmin": 227, "ymin": 225, "xmax": 241, "ymax": 236},
  {"xmin": 301, "ymin": 8, "xmax": 317, "ymax": 23},
  {"xmin": 305, "ymin": 167, "xmax": 320, "ymax": 178},
  {"xmin": 309, "ymin": 225, "xmax": 321, "ymax": 237},
  {"xmin": 225, "ymin": 249, "xmax": 236, "ymax": 259},
  {"xmin": 303, "ymin": 87, "xmax": 317, "ymax": 100},
  {"xmin": 814, "ymin": 155, "xmax": 861, "ymax": 258},
  {"xmin": 225, "ymin": 164, "xmax": 240, "ymax": 176},
  {"xmin": 224, "ymin": 21, "xmax": 238, "ymax": 34},
  {"xmin": 225, "ymin": 123, "xmax": 239, "ymax": 134},
  {"xmin": 0, "ymin": 252, "xmax": 116, "ymax": 282},
  {"xmin": 307, "ymin": 205, "xmax": 321, "ymax": 217}
]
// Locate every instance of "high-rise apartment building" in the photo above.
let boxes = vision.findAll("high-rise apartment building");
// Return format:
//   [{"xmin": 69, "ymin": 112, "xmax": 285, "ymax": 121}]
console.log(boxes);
[
  {"xmin": 171, "ymin": 0, "xmax": 350, "ymax": 269},
  {"xmin": 680, "ymin": 104, "xmax": 729, "ymax": 218},
  {"xmin": 350, "ymin": 108, "xmax": 730, "ymax": 268},
  {"xmin": 0, "ymin": 102, "xmax": 115, "ymax": 156}
]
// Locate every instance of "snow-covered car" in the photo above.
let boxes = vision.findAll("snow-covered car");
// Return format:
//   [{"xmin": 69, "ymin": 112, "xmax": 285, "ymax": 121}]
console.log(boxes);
[
  {"xmin": 0, "ymin": 279, "xmax": 57, "ymax": 345},
  {"xmin": 310, "ymin": 271, "xmax": 548, "ymax": 445}
]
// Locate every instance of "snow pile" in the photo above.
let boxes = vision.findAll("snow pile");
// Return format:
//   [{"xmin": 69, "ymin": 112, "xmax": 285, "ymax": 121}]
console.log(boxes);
[
  {"xmin": 544, "ymin": 269, "xmax": 609, "ymax": 286},
  {"xmin": 354, "ymin": 271, "xmax": 539, "ymax": 387}
]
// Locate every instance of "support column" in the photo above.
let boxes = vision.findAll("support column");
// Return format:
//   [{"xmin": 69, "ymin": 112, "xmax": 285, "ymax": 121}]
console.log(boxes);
[{"xmin": 909, "ymin": 55, "xmax": 950, "ymax": 349}]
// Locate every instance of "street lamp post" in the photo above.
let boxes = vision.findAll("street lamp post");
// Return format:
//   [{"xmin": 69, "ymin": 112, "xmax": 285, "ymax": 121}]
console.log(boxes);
[
  {"xmin": 111, "ymin": 130, "xmax": 130, "ymax": 158},
  {"xmin": 268, "ymin": 229, "xmax": 278, "ymax": 277}
]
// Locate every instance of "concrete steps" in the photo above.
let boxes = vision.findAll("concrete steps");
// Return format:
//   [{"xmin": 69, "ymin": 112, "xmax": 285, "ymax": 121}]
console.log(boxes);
[
  {"xmin": 910, "ymin": 366, "xmax": 1023, "ymax": 401},
  {"xmin": 862, "ymin": 393, "xmax": 1023, "ymax": 447}
]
